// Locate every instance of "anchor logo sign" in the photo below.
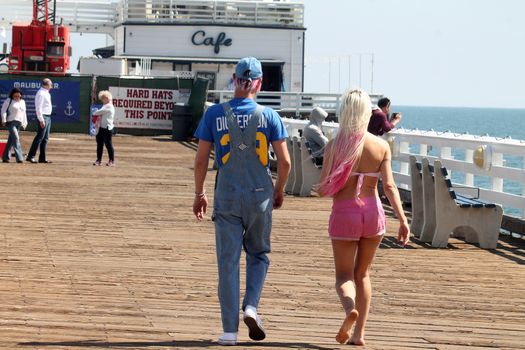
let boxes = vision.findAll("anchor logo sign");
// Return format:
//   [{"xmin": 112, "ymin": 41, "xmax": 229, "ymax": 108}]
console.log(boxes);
[{"xmin": 64, "ymin": 101, "xmax": 76, "ymax": 117}]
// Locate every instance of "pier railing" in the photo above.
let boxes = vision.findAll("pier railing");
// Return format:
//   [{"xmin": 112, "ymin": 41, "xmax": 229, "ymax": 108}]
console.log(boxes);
[
  {"xmin": 0, "ymin": 0, "xmax": 116, "ymax": 34},
  {"xmin": 282, "ymin": 119, "xmax": 525, "ymax": 224},
  {"xmin": 119, "ymin": 0, "xmax": 304, "ymax": 27},
  {"xmin": 208, "ymin": 90, "xmax": 383, "ymax": 119},
  {"xmin": 0, "ymin": 0, "xmax": 303, "ymax": 34}
]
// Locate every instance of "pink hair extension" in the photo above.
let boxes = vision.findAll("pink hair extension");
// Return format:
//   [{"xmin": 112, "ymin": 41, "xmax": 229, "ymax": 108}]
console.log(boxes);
[
  {"xmin": 316, "ymin": 130, "xmax": 365, "ymax": 197},
  {"xmin": 316, "ymin": 89, "xmax": 371, "ymax": 197},
  {"xmin": 234, "ymin": 77, "xmax": 260, "ymax": 94}
]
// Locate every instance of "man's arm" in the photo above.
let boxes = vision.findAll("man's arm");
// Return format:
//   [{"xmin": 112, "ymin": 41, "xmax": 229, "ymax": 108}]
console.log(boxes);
[
  {"xmin": 270, "ymin": 139, "xmax": 291, "ymax": 209},
  {"xmin": 34, "ymin": 91, "xmax": 44, "ymax": 123},
  {"xmin": 193, "ymin": 140, "xmax": 213, "ymax": 220},
  {"xmin": 379, "ymin": 112, "xmax": 396, "ymax": 133}
]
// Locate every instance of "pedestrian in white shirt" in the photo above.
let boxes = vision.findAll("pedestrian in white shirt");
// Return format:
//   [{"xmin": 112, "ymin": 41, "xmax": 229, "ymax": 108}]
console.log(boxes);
[
  {"xmin": 1, "ymin": 88, "xmax": 28, "ymax": 163},
  {"xmin": 92, "ymin": 90, "xmax": 116, "ymax": 166},
  {"xmin": 27, "ymin": 78, "xmax": 53, "ymax": 163}
]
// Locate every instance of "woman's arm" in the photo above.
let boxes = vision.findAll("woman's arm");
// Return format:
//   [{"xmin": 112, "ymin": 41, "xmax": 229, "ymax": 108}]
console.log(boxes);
[
  {"xmin": 21, "ymin": 100, "xmax": 28, "ymax": 129},
  {"xmin": 92, "ymin": 105, "xmax": 107, "ymax": 116},
  {"xmin": 1, "ymin": 99, "xmax": 9, "ymax": 123},
  {"xmin": 379, "ymin": 143, "xmax": 410, "ymax": 245}
]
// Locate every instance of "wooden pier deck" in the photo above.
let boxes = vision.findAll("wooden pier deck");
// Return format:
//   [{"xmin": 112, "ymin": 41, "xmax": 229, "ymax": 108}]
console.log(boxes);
[{"xmin": 0, "ymin": 132, "xmax": 523, "ymax": 350}]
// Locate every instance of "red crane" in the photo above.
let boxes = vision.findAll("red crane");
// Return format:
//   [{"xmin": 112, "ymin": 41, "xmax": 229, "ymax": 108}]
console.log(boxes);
[{"xmin": 8, "ymin": 0, "xmax": 71, "ymax": 75}]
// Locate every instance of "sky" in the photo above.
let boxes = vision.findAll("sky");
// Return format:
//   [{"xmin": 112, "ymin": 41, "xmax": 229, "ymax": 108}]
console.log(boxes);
[
  {"xmin": 2, "ymin": 0, "xmax": 525, "ymax": 108},
  {"xmin": 301, "ymin": 0, "xmax": 525, "ymax": 108}
]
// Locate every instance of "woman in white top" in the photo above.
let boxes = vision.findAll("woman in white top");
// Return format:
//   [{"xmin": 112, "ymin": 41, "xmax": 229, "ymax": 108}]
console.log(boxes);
[
  {"xmin": 1, "ymin": 88, "xmax": 28, "ymax": 163},
  {"xmin": 92, "ymin": 90, "xmax": 116, "ymax": 166}
]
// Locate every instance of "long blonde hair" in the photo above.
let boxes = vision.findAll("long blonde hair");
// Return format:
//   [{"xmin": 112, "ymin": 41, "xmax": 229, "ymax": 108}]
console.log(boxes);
[{"xmin": 317, "ymin": 89, "xmax": 372, "ymax": 197}]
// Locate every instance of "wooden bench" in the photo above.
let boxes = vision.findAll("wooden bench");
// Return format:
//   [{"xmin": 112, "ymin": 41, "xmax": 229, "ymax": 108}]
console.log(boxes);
[
  {"xmin": 420, "ymin": 158, "xmax": 437, "ymax": 242},
  {"xmin": 409, "ymin": 156, "xmax": 424, "ymax": 237},
  {"xmin": 432, "ymin": 160, "xmax": 503, "ymax": 249},
  {"xmin": 409, "ymin": 156, "xmax": 438, "ymax": 240},
  {"xmin": 284, "ymin": 137, "xmax": 295, "ymax": 194},
  {"xmin": 299, "ymin": 137, "xmax": 322, "ymax": 196},
  {"xmin": 285, "ymin": 136, "xmax": 304, "ymax": 195},
  {"xmin": 284, "ymin": 136, "xmax": 323, "ymax": 197}
]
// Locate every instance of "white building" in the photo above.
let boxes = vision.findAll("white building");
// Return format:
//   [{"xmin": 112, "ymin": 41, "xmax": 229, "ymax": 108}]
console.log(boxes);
[
  {"xmin": 1, "ymin": 0, "xmax": 305, "ymax": 91},
  {"xmin": 11, "ymin": 0, "xmax": 305, "ymax": 92}
]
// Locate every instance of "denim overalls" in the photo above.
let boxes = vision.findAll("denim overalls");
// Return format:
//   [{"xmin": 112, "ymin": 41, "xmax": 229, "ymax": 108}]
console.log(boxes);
[{"xmin": 213, "ymin": 102, "xmax": 274, "ymax": 332}]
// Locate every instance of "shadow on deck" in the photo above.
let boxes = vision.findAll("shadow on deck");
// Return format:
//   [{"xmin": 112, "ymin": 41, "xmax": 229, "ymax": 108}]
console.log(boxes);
[{"xmin": 0, "ymin": 132, "xmax": 523, "ymax": 350}]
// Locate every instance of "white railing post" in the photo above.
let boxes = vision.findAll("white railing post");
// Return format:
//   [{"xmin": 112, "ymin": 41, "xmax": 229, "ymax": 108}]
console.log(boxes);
[
  {"xmin": 440, "ymin": 146, "xmax": 452, "ymax": 177},
  {"xmin": 335, "ymin": 95, "xmax": 341, "ymax": 120},
  {"xmin": 399, "ymin": 141, "xmax": 410, "ymax": 176},
  {"xmin": 295, "ymin": 92, "xmax": 301, "ymax": 118},
  {"xmin": 492, "ymin": 152, "xmax": 504, "ymax": 192},
  {"xmin": 465, "ymin": 148, "xmax": 474, "ymax": 186},
  {"xmin": 419, "ymin": 144, "xmax": 428, "ymax": 156}
]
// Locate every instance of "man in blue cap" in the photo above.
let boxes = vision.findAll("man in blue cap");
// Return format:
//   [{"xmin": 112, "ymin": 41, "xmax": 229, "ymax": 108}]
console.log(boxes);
[{"xmin": 192, "ymin": 57, "xmax": 291, "ymax": 345}]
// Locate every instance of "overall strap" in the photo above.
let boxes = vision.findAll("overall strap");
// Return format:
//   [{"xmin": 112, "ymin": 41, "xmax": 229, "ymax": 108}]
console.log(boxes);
[{"xmin": 222, "ymin": 102, "xmax": 264, "ymax": 151}]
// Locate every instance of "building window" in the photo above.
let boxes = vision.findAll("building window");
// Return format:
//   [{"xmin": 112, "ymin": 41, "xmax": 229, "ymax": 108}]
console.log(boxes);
[{"xmin": 174, "ymin": 63, "xmax": 190, "ymax": 71}]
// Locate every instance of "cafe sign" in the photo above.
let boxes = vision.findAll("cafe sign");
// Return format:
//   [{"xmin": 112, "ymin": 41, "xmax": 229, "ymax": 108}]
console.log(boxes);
[{"xmin": 191, "ymin": 30, "xmax": 232, "ymax": 54}]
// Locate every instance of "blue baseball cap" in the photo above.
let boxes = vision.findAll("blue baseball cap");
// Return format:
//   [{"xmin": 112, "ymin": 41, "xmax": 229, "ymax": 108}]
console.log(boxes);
[{"xmin": 235, "ymin": 57, "xmax": 263, "ymax": 81}]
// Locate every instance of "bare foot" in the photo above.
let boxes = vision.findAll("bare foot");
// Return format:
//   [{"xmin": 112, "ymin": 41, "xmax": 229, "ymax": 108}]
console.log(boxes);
[
  {"xmin": 335, "ymin": 309, "xmax": 359, "ymax": 344},
  {"xmin": 348, "ymin": 338, "xmax": 365, "ymax": 346}
]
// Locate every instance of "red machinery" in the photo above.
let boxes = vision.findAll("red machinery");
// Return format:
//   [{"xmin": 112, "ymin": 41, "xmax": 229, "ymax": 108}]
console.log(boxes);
[{"xmin": 8, "ymin": 0, "xmax": 71, "ymax": 75}]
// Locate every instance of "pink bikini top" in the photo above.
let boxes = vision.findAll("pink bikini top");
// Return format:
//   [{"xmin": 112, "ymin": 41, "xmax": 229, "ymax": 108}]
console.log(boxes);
[{"xmin": 349, "ymin": 172, "xmax": 381, "ymax": 204}]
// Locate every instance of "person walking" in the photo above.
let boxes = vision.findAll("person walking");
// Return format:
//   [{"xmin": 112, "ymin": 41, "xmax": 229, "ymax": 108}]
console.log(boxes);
[
  {"xmin": 26, "ymin": 78, "xmax": 53, "ymax": 163},
  {"xmin": 92, "ymin": 90, "xmax": 116, "ymax": 166},
  {"xmin": 1, "ymin": 88, "xmax": 28, "ymax": 163},
  {"xmin": 192, "ymin": 57, "xmax": 291, "ymax": 346},
  {"xmin": 317, "ymin": 89, "xmax": 410, "ymax": 346}
]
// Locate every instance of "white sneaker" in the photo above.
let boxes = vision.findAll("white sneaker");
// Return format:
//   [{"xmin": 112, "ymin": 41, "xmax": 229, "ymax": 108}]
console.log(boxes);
[
  {"xmin": 243, "ymin": 306, "xmax": 266, "ymax": 341},
  {"xmin": 218, "ymin": 332, "xmax": 237, "ymax": 346}
]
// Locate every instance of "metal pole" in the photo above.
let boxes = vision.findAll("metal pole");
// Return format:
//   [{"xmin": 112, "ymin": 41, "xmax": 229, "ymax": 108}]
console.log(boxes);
[
  {"xmin": 359, "ymin": 54, "xmax": 362, "ymax": 88},
  {"xmin": 370, "ymin": 53, "xmax": 374, "ymax": 93},
  {"xmin": 328, "ymin": 57, "xmax": 331, "ymax": 93},
  {"xmin": 348, "ymin": 55, "xmax": 351, "ymax": 89},
  {"xmin": 338, "ymin": 55, "xmax": 341, "ymax": 93}
]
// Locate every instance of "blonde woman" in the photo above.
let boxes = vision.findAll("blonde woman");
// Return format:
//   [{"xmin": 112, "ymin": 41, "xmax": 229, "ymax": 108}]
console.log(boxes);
[
  {"xmin": 317, "ymin": 89, "xmax": 410, "ymax": 346},
  {"xmin": 1, "ymin": 88, "xmax": 28, "ymax": 163},
  {"xmin": 92, "ymin": 90, "xmax": 115, "ymax": 166}
]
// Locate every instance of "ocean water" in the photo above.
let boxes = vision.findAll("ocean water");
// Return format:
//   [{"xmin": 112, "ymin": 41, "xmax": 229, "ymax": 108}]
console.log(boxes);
[
  {"xmin": 392, "ymin": 105, "xmax": 525, "ymax": 141},
  {"xmin": 389, "ymin": 105, "xmax": 524, "ymax": 217}
]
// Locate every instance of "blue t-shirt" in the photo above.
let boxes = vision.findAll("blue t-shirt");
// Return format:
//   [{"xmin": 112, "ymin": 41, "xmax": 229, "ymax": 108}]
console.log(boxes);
[{"xmin": 194, "ymin": 98, "xmax": 288, "ymax": 168}]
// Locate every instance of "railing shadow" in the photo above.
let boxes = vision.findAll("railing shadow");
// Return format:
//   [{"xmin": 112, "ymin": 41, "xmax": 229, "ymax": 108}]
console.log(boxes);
[
  {"xmin": 380, "ymin": 236, "xmax": 417, "ymax": 249},
  {"xmin": 19, "ymin": 339, "xmax": 333, "ymax": 349},
  {"xmin": 489, "ymin": 234, "xmax": 525, "ymax": 265}
]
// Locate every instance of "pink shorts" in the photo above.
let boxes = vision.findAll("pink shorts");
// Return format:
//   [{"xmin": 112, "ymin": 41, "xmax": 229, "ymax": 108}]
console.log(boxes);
[{"xmin": 328, "ymin": 196, "xmax": 386, "ymax": 241}]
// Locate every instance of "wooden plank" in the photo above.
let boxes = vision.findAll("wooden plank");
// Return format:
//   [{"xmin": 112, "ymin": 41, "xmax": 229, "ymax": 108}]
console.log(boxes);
[{"xmin": 0, "ymin": 131, "xmax": 523, "ymax": 349}]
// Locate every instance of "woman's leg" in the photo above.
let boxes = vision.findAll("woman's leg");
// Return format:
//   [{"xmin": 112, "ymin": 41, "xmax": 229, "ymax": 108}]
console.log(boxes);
[
  {"xmin": 12, "ymin": 122, "xmax": 24, "ymax": 162},
  {"xmin": 3, "ymin": 122, "xmax": 17, "ymax": 161},
  {"xmin": 96, "ymin": 129, "xmax": 104, "ymax": 161},
  {"xmin": 331, "ymin": 239, "xmax": 359, "ymax": 344},
  {"xmin": 350, "ymin": 234, "xmax": 383, "ymax": 346},
  {"xmin": 104, "ymin": 130, "xmax": 115, "ymax": 162}
]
